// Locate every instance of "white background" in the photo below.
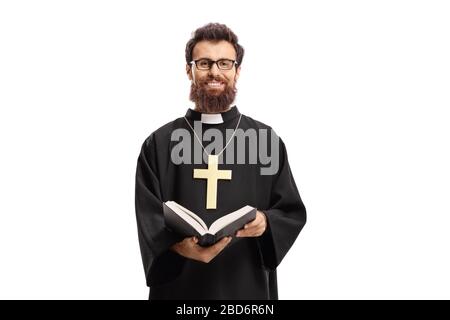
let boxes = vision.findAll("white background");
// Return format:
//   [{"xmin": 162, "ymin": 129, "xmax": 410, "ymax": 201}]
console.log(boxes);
[{"xmin": 1, "ymin": 0, "xmax": 449, "ymax": 300}]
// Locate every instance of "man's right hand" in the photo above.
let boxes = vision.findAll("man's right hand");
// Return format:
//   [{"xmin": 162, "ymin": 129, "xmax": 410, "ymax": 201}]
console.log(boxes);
[{"xmin": 170, "ymin": 236, "xmax": 232, "ymax": 263}]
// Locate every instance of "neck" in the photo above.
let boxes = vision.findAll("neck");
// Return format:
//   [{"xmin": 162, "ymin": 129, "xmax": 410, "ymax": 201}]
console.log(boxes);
[{"xmin": 194, "ymin": 105, "xmax": 231, "ymax": 114}]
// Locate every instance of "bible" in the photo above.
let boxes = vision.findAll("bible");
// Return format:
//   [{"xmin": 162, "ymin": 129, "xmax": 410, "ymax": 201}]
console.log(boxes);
[{"xmin": 163, "ymin": 201, "xmax": 257, "ymax": 247}]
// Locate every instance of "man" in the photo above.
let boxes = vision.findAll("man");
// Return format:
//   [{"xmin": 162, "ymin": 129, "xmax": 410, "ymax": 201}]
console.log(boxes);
[{"xmin": 135, "ymin": 23, "xmax": 306, "ymax": 300}]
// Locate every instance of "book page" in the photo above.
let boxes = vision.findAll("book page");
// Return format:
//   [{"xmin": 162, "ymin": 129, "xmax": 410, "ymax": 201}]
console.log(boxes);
[
  {"xmin": 166, "ymin": 201, "xmax": 208, "ymax": 231},
  {"xmin": 209, "ymin": 205, "xmax": 255, "ymax": 235}
]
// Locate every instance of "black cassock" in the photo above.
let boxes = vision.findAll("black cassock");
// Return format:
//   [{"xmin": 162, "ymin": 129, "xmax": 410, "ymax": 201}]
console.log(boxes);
[{"xmin": 135, "ymin": 106, "xmax": 306, "ymax": 300}]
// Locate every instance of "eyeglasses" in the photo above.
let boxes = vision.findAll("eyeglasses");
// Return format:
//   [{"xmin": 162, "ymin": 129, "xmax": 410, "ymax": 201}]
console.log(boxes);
[{"xmin": 190, "ymin": 58, "xmax": 237, "ymax": 70}]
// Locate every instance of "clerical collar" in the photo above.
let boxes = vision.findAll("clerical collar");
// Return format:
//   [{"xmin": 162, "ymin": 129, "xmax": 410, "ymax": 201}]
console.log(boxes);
[{"xmin": 185, "ymin": 106, "xmax": 240, "ymax": 124}]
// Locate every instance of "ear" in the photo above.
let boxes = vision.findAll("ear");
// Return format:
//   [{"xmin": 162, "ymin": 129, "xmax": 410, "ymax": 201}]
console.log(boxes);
[
  {"xmin": 235, "ymin": 65, "xmax": 241, "ymax": 81},
  {"xmin": 186, "ymin": 64, "xmax": 193, "ymax": 81}
]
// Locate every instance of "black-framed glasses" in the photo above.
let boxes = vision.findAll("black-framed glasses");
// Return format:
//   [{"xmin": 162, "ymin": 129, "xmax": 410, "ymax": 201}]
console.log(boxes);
[{"xmin": 190, "ymin": 58, "xmax": 237, "ymax": 70}]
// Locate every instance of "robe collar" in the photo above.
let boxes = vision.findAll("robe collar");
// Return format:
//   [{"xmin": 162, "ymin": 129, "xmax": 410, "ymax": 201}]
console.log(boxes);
[{"xmin": 185, "ymin": 105, "xmax": 240, "ymax": 124}]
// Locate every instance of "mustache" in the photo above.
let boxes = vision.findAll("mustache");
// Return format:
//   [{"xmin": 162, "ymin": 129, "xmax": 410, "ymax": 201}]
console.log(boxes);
[{"xmin": 199, "ymin": 76, "xmax": 227, "ymax": 84}]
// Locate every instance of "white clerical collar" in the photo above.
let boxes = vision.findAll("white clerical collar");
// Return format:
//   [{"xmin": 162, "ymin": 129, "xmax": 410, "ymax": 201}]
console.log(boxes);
[{"xmin": 201, "ymin": 113, "xmax": 224, "ymax": 124}]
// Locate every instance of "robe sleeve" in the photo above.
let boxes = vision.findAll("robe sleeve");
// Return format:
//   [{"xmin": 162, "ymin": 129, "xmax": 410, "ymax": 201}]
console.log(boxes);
[
  {"xmin": 257, "ymin": 138, "xmax": 307, "ymax": 270},
  {"xmin": 135, "ymin": 134, "xmax": 186, "ymax": 287}
]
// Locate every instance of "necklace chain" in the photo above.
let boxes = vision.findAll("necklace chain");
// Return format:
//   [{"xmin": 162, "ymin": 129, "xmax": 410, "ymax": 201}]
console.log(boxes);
[{"xmin": 183, "ymin": 113, "xmax": 242, "ymax": 158}]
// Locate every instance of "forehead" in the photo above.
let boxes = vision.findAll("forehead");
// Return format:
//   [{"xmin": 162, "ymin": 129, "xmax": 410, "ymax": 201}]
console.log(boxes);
[{"xmin": 192, "ymin": 40, "xmax": 236, "ymax": 60}]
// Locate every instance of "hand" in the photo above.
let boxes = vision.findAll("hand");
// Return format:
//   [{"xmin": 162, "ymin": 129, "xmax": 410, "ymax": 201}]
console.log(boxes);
[
  {"xmin": 170, "ymin": 236, "xmax": 232, "ymax": 263},
  {"xmin": 236, "ymin": 210, "xmax": 267, "ymax": 238}
]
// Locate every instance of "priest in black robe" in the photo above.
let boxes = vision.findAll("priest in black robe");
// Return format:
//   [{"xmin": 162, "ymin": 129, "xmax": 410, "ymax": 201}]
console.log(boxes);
[{"xmin": 134, "ymin": 23, "xmax": 306, "ymax": 300}]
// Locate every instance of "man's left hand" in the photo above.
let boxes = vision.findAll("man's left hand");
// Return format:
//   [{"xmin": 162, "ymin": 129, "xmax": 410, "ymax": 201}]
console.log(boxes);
[{"xmin": 236, "ymin": 210, "xmax": 267, "ymax": 237}]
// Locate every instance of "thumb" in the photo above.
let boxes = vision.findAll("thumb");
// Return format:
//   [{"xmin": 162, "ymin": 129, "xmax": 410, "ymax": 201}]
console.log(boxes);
[{"xmin": 214, "ymin": 236, "xmax": 232, "ymax": 251}]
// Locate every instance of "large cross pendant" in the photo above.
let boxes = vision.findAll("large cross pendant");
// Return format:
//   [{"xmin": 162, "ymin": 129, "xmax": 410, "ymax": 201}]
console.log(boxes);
[{"xmin": 193, "ymin": 154, "xmax": 232, "ymax": 210}]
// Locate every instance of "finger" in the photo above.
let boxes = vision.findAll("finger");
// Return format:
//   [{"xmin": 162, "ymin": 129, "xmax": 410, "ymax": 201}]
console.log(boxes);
[
  {"xmin": 236, "ymin": 228, "xmax": 252, "ymax": 237},
  {"xmin": 243, "ymin": 217, "xmax": 259, "ymax": 229},
  {"xmin": 245, "ymin": 213, "xmax": 266, "ymax": 229},
  {"xmin": 237, "ymin": 221, "xmax": 262, "ymax": 236},
  {"xmin": 211, "ymin": 236, "xmax": 232, "ymax": 254},
  {"xmin": 237, "ymin": 225, "xmax": 265, "ymax": 237}
]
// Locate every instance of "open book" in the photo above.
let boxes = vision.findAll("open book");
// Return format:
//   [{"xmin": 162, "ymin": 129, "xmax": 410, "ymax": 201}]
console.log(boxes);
[{"xmin": 163, "ymin": 201, "xmax": 257, "ymax": 247}]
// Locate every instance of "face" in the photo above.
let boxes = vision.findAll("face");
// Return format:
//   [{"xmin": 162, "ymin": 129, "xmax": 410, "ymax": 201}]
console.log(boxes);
[{"xmin": 187, "ymin": 40, "xmax": 241, "ymax": 113}]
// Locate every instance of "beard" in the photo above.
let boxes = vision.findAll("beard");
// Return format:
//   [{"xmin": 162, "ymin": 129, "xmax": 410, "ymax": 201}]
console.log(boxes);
[{"xmin": 189, "ymin": 77, "xmax": 237, "ymax": 113}]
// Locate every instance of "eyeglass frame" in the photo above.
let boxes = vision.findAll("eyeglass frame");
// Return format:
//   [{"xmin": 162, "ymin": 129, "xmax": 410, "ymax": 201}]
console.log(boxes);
[{"xmin": 190, "ymin": 58, "xmax": 238, "ymax": 71}]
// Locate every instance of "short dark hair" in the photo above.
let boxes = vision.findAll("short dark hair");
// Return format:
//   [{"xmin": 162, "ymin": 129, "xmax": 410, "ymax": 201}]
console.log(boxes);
[{"xmin": 185, "ymin": 23, "xmax": 245, "ymax": 67}]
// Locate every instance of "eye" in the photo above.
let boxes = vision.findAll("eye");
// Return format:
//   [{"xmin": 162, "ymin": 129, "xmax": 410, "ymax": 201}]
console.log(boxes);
[
  {"xmin": 218, "ymin": 60, "xmax": 233, "ymax": 68},
  {"xmin": 197, "ymin": 59, "xmax": 211, "ymax": 68}
]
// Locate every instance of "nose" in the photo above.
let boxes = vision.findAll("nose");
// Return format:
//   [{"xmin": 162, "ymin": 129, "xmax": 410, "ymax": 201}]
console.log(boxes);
[{"xmin": 208, "ymin": 62, "xmax": 221, "ymax": 76}]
